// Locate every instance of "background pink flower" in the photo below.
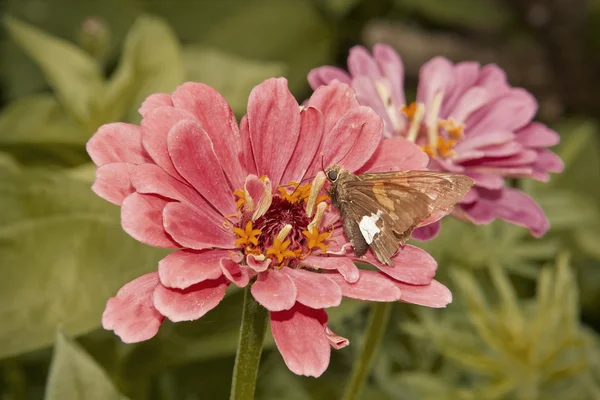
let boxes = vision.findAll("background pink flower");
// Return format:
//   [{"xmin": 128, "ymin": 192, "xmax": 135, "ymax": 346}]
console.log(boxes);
[
  {"xmin": 309, "ymin": 45, "xmax": 563, "ymax": 240},
  {"xmin": 87, "ymin": 78, "xmax": 452, "ymax": 377}
]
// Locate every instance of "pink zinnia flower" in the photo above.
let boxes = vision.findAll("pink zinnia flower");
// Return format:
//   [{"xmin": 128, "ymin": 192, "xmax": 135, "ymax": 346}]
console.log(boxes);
[
  {"xmin": 87, "ymin": 78, "xmax": 451, "ymax": 377},
  {"xmin": 309, "ymin": 45, "xmax": 564, "ymax": 240}
]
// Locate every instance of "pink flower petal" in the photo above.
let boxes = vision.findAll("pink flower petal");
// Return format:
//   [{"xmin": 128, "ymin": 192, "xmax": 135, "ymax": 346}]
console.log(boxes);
[
  {"xmin": 244, "ymin": 174, "xmax": 272, "ymax": 221},
  {"xmin": 395, "ymin": 279, "xmax": 452, "ymax": 308},
  {"xmin": 325, "ymin": 326, "xmax": 349, "ymax": 350},
  {"xmin": 467, "ymin": 89, "xmax": 537, "ymax": 136},
  {"xmin": 251, "ymin": 269, "xmax": 297, "ymax": 312},
  {"xmin": 92, "ymin": 163, "xmax": 135, "ymax": 205},
  {"xmin": 300, "ymin": 255, "xmax": 359, "ymax": 283},
  {"xmin": 454, "ymin": 131, "xmax": 515, "ymax": 153},
  {"xmin": 476, "ymin": 64, "xmax": 510, "ymax": 96},
  {"xmin": 447, "ymin": 86, "xmax": 489, "ymax": 122},
  {"xmin": 87, "ymin": 123, "xmax": 152, "ymax": 166},
  {"xmin": 416, "ymin": 57, "xmax": 453, "ymax": 109},
  {"xmin": 170, "ymin": 82, "xmax": 246, "ymax": 189},
  {"xmin": 167, "ymin": 119, "xmax": 237, "ymax": 216},
  {"xmin": 102, "ymin": 272, "xmax": 164, "ymax": 343},
  {"xmin": 348, "ymin": 45, "xmax": 382, "ymax": 79},
  {"xmin": 357, "ymin": 137, "xmax": 429, "ymax": 173},
  {"xmin": 323, "ymin": 106, "xmax": 383, "ymax": 172},
  {"xmin": 282, "ymin": 268, "xmax": 342, "ymax": 308},
  {"xmin": 220, "ymin": 258, "xmax": 250, "ymax": 288},
  {"xmin": 465, "ymin": 171, "xmax": 505, "ymax": 190},
  {"xmin": 158, "ymin": 249, "xmax": 228, "ymax": 289},
  {"xmin": 163, "ymin": 202, "xmax": 237, "ymax": 250},
  {"xmin": 351, "ymin": 76, "xmax": 397, "ymax": 137},
  {"xmin": 357, "ymin": 245, "xmax": 437, "ymax": 285},
  {"xmin": 246, "ymin": 254, "xmax": 271, "ymax": 272},
  {"xmin": 121, "ymin": 193, "xmax": 179, "ymax": 248},
  {"xmin": 138, "ymin": 93, "xmax": 173, "ymax": 117},
  {"xmin": 477, "ymin": 150, "xmax": 538, "ymax": 168},
  {"xmin": 373, "ymin": 44, "xmax": 406, "ymax": 106},
  {"xmin": 131, "ymin": 163, "xmax": 210, "ymax": 211},
  {"xmin": 479, "ymin": 141, "xmax": 523, "ymax": 158},
  {"xmin": 327, "ymin": 270, "xmax": 402, "ymax": 301},
  {"xmin": 247, "ymin": 78, "xmax": 301, "ymax": 186},
  {"xmin": 153, "ymin": 277, "xmax": 228, "ymax": 322},
  {"xmin": 281, "ymin": 106, "xmax": 324, "ymax": 183},
  {"xmin": 140, "ymin": 106, "xmax": 195, "ymax": 178},
  {"xmin": 412, "ymin": 220, "xmax": 442, "ymax": 241},
  {"xmin": 306, "ymin": 80, "xmax": 360, "ymax": 135},
  {"xmin": 239, "ymin": 115, "xmax": 257, "ymax": 175},
  {"xmin": 534, "ymin": 149, "xmax": 564, "ymax": 174},
  {"xmin": 441, "ymin": 61, "xmax": 481, "ymax": 116},
  {"xmin": 516, "ymin": 122, "xmax": 560, "ymax": 148},
  {"xmin": 270, "ymin": 304, "xmax": 331, "ymax": 377},
  {"xmin": 308, "ymin": 67, "xmax": 352, "ymax": 89}
]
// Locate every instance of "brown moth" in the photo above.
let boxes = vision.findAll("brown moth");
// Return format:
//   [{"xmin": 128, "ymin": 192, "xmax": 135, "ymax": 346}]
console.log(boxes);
[{"xmin": 324, "ymin": 164, "xmax": 474, "ymax": 266}]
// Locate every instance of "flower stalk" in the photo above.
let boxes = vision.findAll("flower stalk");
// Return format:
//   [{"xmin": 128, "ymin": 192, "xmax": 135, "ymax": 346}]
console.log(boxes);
[
  {"xmin": 342, "ymin": 302, "xmax": 392, "ymax": 400},
  {"xmin": 230, "ymin": 286, "xmax": 269, "ymax": 400}
]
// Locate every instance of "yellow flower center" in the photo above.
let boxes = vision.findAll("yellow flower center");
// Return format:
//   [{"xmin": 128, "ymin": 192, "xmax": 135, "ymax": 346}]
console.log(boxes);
[{"xmin": 233, "ymin": 221, "xmax": 262, "ymax": 248}]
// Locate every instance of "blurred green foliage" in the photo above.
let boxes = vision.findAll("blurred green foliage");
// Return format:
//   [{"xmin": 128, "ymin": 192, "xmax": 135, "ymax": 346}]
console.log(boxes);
[{"xmin": 0, "ymin": 0, "xmax": 599, "ymax": 399}]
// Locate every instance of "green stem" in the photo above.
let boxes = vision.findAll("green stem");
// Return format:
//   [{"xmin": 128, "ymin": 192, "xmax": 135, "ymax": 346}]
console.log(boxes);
[
  {"xmin": 342, "ymin": 302, "xmax": 392, "ymax": 400},
  {"xmin": 230, "ymin": 286, "xmax": 269, "ymax": 400}
]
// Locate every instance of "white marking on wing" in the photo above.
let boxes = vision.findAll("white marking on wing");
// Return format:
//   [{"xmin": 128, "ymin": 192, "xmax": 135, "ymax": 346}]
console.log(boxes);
[{"xmin": 359, "ymin": 210, "xmax": 382, "ymax": 245}]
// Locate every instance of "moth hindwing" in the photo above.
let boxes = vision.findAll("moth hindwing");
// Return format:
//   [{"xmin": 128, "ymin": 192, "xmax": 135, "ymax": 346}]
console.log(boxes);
[{"xmin": 325, "ymin": 164, "xmax": 474, "ymax": 266}]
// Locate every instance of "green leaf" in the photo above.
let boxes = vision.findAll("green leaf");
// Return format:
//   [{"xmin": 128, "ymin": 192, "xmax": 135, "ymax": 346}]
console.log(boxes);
[
  {"xmin": 0, "ymin": 167, "xmax": 167, "ymax": 359},
  {"xmin": 45, "ymin": 331, "xmax": 128, "ymax": 400},
  {"xmin": 103, "ymin": 15, "xmax": 184, "ymax": 124},
  {"xmin": 2, "ymin": 16, "xmax": 104, "ymax": 124},
  {"xmin": 183, "ymin": 46, "xmax": 286, "ymax": 116},
  {"xmin": 394, "ymin": 0, "xmax": 514, "ymax": 32}
]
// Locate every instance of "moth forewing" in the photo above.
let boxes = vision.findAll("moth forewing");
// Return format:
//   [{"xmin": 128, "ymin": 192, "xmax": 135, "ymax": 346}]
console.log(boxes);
[{"xmin": 325, "ymin": 164, "xmax": 474, "ymax": 266}]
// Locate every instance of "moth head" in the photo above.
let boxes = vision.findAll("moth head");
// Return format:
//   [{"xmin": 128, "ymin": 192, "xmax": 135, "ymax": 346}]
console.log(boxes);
[{"xmin": 325, "ymin": 164, "xmax": 344, "ymax": 183}]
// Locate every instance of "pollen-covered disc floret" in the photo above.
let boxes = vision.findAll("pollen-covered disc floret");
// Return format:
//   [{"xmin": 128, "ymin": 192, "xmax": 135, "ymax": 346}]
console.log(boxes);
[{"xmin": 233, "ymin": 178, "xmax": 332, "ymax": 268}]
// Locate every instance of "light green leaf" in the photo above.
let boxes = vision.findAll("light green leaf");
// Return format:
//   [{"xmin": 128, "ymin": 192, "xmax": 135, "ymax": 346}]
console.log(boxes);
[
  {"xmin": 3, "ymin": 16, "xmax": 104, "ymax": 124},
  {"xmin": 0, "ymin": 167, "xmax": 167, "ymax": 359},
  {"xmin": 183, "ymin": 46, "xmax": 286, "ymax": 116},
  {"xmin": 103, "ymin": 15, "xmax": 184, "ymax": 124},
  {"xmin": 45, "ymin": 332, "xmax": 128, "ymax": 400}
]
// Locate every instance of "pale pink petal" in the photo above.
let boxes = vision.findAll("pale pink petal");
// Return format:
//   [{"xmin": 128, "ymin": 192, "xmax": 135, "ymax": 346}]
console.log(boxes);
[
  {"xmin": 281, "ymin": 106, "xmax": 324, "ymax": 183},
  {"xmin": 534, "ymin": 149, "xmax": 564, "ymax": 173},
  {"xmin": 478, "ymin": 150, "xmax": 538, "ymax": 167},
  {"xmin": 325, "ymin": 326, "xmax": 349, "ymax": 350},
  {"xmin": 138, "ymin": 93, "xmax": 172, "ymax": 117},
  {"xmin": 251, "ymin": 269, "xmax": 297, "ymax": 311},
  {"xmin": 239, "ymin": 115, "xmax": 257, "ymax": 175},
  {"xmin": 167, "ymin": 120, "xmax": 237, "ymax": 215},
  {"xmin": 467, "ymin": 89, "xmax": 537, "ymax": 136},
  {"xmin": 516, "ymin": 122, "xmax": 560, "ymax": 148},
  {"xmin": 270, "ymin": 304, "xmax": 331, "ymax": 377},
  {"xmin": 300, "ymin": 255, "xmax": 359, "ymax": 283},
  {"xmin": 458, "ymin": 195, "xmax": 496, "ymax": 224},
  {"xmin": 170, "ymin": 82, "xmax": 246, "ymax": 189},
  {"xmin": 479, "ymin": 142, "xmax": 523, "ymax": 158},
  {"xmin": 220, "ymin": 258, "xmax": 250, "ymax": 287},
  {"xmin": 244, "ymin": 174, "xmax": 272, "ymax": 221},
  {"xmin": 306, "ymin": 80, "xmax": 359, "ymax": 135},
  {"xmin": 308, "ymin": 67, "xmax": 352, "ymax": 89},
  {"xmin": 140, "ymin": 106, "xmax": 195, "ymax": 178},
  {"xmin": 351, "ymin": 76, "xmax": 396, "ymax": 137},
  {"xmin": 441, "ymin": 61, "xmax": 481, "ymax": 116},
  {"xmin": 465, "ymin": 171, "xmax": 505, "ymax": 190},
  {"xmin": 323, "ymin": 106, "xmax": 383, "ymax": 172},
  {"xmin": 491, "ymin": 187, "xmax": 550, "ymax": 237},
  {"xmin": 416, "ymin": 57, "xmax": 453, "ymax": 108},
  {"xmin": 358, "ymin": 137, "xmax": 429, "ymax": 174},
  {"xmin": 348, "ymin": 45, "xmax": 382, "ymax": 79},
  {"xmin": 131, "ymin": 163, "xmax": 210, "ymax": 211},
  {"xmin": 246, "ymin": 254, "xmax": 271, "ymax": 272},
  {"xmin": 158, "ymin": 249, "xmax": 229, "ymax": 289},
  {"xmin": 327, "ymin": 270, "xmax": 402, "ymax": 301},
  {"xmin": 460, "ymin": 188, "xmax": 479, "ymax": 204},
  {"xmin": 87, "ymin": 123, "xmax": 152, "ymax": 166},
  {"xmin": 247, "ymin": 78, "xmax": 301, "ymax": 186},
  {"xmin": 447, "ymin": 86, "xmax": 489, "ymax": 122},
  {"xmin": 102, "ymin": 272, "xmax": 164, "ymax": 343},
  {"xmin": 121, "ymin": 193, "xmax": 179, "ymax": 248},
  {"xmin": 357, "ymin": 245, "xmax": 437, "ymax": 285},
  {"xmin": 395, "ymin": 279, "xmax": 452, "ymax": 308},
  {"xmin": 92, "ymin": 163, "xmax": 135, "ymax": 205},
  {"xmin": 163, "ymin": 202, "xmax": 237, "ymax": 250},
  {"xmin": 373, "ymin": 44, "xmax": 405, "ymax": 106},
  {"xmin": 454, "ymin": 131, "xmax": 515, "ymax": 153},
  {"xmin": 476, "ymin": 64, "xmax": 510, "ymax": 96},
  {"xmin": 153, "ymin": 277, "xmax": 228, "ymax": 322},
  {"xmin": 282, "ymin": 268, "xmax": 342, "ymax": 308},
  {"xmin": 411, "ymin": 221, "xmax": 441, "ymax": 241}
]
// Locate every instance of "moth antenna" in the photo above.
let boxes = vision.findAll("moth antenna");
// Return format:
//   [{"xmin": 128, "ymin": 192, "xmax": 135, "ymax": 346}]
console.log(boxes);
[
  {"xmin": 275, "ymin": 175, "xmax": 316, "ymax": 198},
  {"xmin": 320, "ymin": 152, "xmax": 325, "ymax": 172},
  {"xmin": 329, "ymin": 123, "xmax": 366, "ymax": 167}
]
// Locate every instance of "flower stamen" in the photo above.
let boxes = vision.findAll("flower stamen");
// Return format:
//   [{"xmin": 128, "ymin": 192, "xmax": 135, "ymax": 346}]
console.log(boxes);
[
  {"xmin": 233, "ymin": 221, "xmax": 262, "ymax": 247},
  {"xmin": 302, "ymin": 226, "xmax": 331, "ymax": 254},
  {"xmin": 404, "ymin": 102, "xmax": 425, "ymax": 143},
  {"xmin": 306, "ymin": 172, "xmax": 327, "ymax": 217},
  {"xmin": 266, "ymin": 238, "xmax": 297, "ymax": 265}
]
